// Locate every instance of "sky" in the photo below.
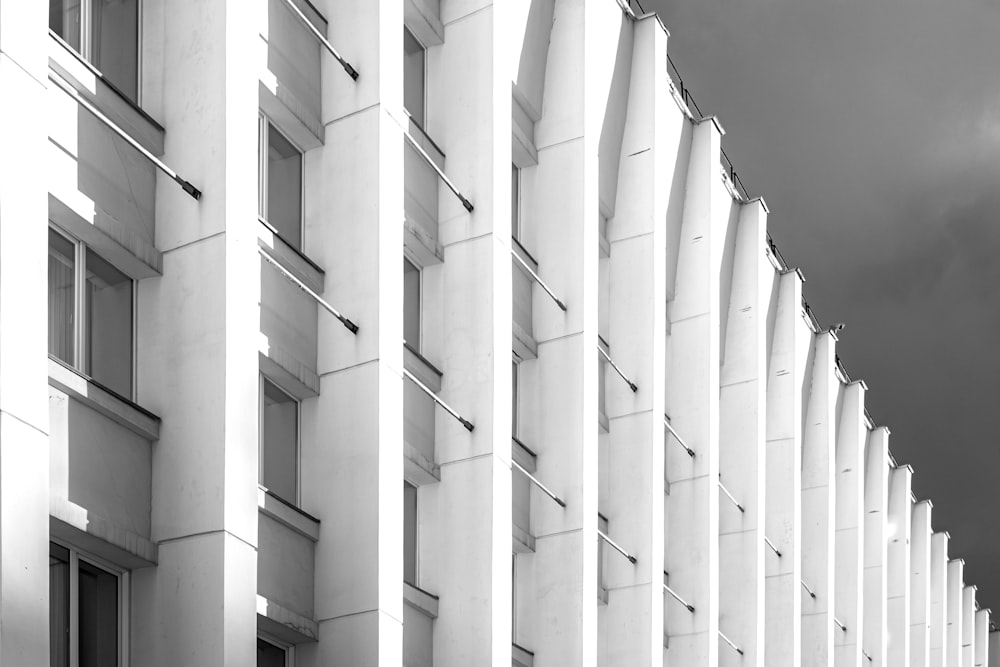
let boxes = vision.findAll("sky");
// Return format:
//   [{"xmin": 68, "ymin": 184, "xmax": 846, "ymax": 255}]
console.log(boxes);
[{"xmin": 644, "ymin": 0, "xmax": 1000, "ymax": 610}]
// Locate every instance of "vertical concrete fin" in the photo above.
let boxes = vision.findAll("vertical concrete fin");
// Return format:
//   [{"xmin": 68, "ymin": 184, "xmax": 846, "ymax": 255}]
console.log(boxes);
[
  {"xmin": 764, "ymin": 269, "xmax": 807, "ymax": 667},
  {"xmin": 931, "ymin": 532, "xmax": 952, "ymax": 666},
  {"xmin": 963, "ymin": 586, "xmax": 977, "ymax": 667},
  {"xmin": 887, "ymin": 465, "xmax": 913, "ymax": 665},
  {"xmin": 947, "ymin": 559, "xmax": 966, "ymax": 667},
  {"xmin": 975, "ymin": 609, "xmax": 990, "ymax": 667},
  {"xmin": 802, "ymin": 332, "xmax": 839, "ymax": 667},
  {"xmin": 863, "ymin": 426, "xmax": 891, "ymax": 666},
  {"xmin": 835, "ymin": 380, "xmax": 868, "ymax": 667},
  {"xmin": 718, "ymin": 199, "xmax": 769, "ymax": 667},
  {"xmin": 911, "ymin": 500, "xmax": 933, "ymax": 667}
]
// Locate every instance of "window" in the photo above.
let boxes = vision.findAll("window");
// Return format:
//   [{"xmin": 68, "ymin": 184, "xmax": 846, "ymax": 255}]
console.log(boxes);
[
  {"xmin": 512, "ymin": 359, "xmax": 519, "ymax": 438},
  {"xmin": 511, "ymin": 164, "xmax": 520, "ymax": 240},
  {"xmin": 257, "ymin": 637, "xmax": 292, "ymax": 667},
  {"xmin": 258, "ymin": 114, "xmax": 303, "ymax": 251},
  {"xmin": 403, "ymin": 27, "xmax": 425, "ymax": 127},
  {"xmin": 50, "ymin": 541, "xmax": 127, "ymax": 667},
  {"xmin": 404, "ymin": 481, "xmax": 418, "ymax": 585},
  {"xmin": 597, "ymin": 514, "xmax": 609, "ymax": 603},
  {"xmin": 403, "ymin": 257, "xmax": 421, "ymax": 351},
  {"xmin": 48, "ymin": 227, "xmax": 134, "ymax": 399},
  {"xmin": 49, "ymin": 0, "xmax": 139, "ymax": 101},
  {"xmin": 260, "ymin": 377, "xmax": 299, "ymax": 504}
]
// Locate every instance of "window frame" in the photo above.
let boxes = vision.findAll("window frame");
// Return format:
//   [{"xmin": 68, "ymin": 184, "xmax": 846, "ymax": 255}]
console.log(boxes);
[
  {"xmin": 257, "ymin": 633, "xmax": 295, "ymax": 667},
  {"xmin": 258, "ymin": 112, "xmax": 306, "ymax": 252},
  {"xmin": 49, "ymin": 0, "xmax": 142, "ymax": 105},
  {"xmin": 259, "ymin": 374, "xmax": 301, "ymax": 507},
  {"xmin": 48, "ymin": 225, "xmax": 137, "ymax": 401},
  {"xmin": 50, "ymin": 539, "xmax": 130, "ymax": 667}
]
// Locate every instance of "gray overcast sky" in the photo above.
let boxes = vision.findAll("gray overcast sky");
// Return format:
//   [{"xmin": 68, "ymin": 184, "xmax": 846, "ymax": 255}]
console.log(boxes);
[{"xmin": 645, "ymin": 0, "xmax": 1000, "ymax": 609}]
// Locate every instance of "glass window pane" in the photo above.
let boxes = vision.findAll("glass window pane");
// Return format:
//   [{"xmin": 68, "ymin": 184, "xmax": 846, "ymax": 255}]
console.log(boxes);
[
  {"xmin": 267, "ymin": 123, "xmax": 303, "ymax": 250},
  {"xmin": 511, "ymin": 164, "xmax": 519, "ymax": 239},
  {"xmin": 86, "ymin": 248, "xmax": 132, "ymax": 398},
  {"xmin": 49, "ymin": 544, "xmax": 71, "ymax": 667},
  {"xmin": 403, "ymin": 28, "xmax": 425, "ymax": 127},
  {"xmin": 91, "ymin": 0, "xmax": 138, "ymax": 100},
  {"xmin": 49, "ymin": 0, "xmax": 82, "ymax": 51},
  {"xmin": 78, "ymin": 560, "xmax": 118, "ymax": 667},
  {"xmin": 403, "ymin": 258, "xmax": 420, "ymax": 350},
  {"xmin": 403, "ymin": 482, "xmax": 417, "ymax": 585},
  {"xmin": 49, "ymin": 230, "xmax": 76, "ymax": 366},
  {"xmin": 257, "ymin": 638, "xmax": 286, "ymax": 667},
  {"xmin": 512, "ymin": 360, "xmax": 518, "ymax": 436},
  {"xmin": 261, "ymin": 379, "xmax": 298, "ymax": 503}
]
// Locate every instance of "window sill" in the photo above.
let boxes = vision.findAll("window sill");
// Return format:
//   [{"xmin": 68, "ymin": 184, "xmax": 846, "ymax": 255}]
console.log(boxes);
[
  {"xmin": 258, "ymin": 487, "xmax": 320, "ymax": 542},
  {"xmin": 513, "ymin": 321, "xmax": 537, "ymax": 361},
  {"xmin": 49, "ymin": 32, "xmax": 165, "ymax": 155},
  {"xmin": 404, "ymin": 343, "xmax": 442, "ymax": 393},
  {"xmin": 404, "ymin": 441, "xmax": 440, "ymax": 485},
  {"xmin": 512, "ymin": 642, "xmax": 535, "ymax": 667},
  {"xmin": 258, "ymin": 219, "xmax": 326, "ymax": 295},
  {"xmin": 512, "ymin": 437, "xmax": 536, "ymax": 473},
  {"xmin": 403, "ymin": 582, "xmax": 439, "ymax": 618},
  {"xmin": 512, "ymin": 523, "xmax": 535, "ymax": 554},
  {"xmin": 48, "ymin": 357, "xmax": 159, "ymax": 440}
]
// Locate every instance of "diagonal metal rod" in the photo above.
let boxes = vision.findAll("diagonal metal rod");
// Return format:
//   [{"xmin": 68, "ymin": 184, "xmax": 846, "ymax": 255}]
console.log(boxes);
[
  {"xmin": 719, "ymin": 630, "xmax": 744, "ymax": 656},
  {"xmin": 862, "ymin": 649, "xmax": 873, "ymax": 662},
  {"xmin": 764, "ymin": 535, "xmax": 783, "ymax": 558},
  {"xmin": 259, "ymin": 246, "xmax": 358, "ymax": 333},
  {"xmin": 801, "ymin": 579, "xmax": 817, "ymax": 600},
  {"xmin": 403, "ymin": 368, "xmax": 474, "ymax": 432},
  {"xmin": 597, "ymin": 345, "xmax": 638, "ymax": 392},
  {"xmin": 48, "ymin": 70, "xmax": 202, "ymax": 200},
  {"xmin": 278, "ymin": 0, "xmax": 358, "ymax": 80},
  {"xmin": 663, "ymin": 415, "xmax": 695, "ymax": 457},
  {"xmin": 512, "ymin": 459, "xmax": 566, "ymax": 508},
  {"xmin": 718, "ymin": 477, "xmax": 745, "ymax": 513},
  {"xmin": 402, "ymin": 127, "xmax": 474, "ymax": 212},
  {"xmin": 511, "ymin": 249, "xmax": 567, "ymax": 311},
  {"xmin": 834, "ymin": 617, "xmax": 847, "ymax": 633},
  {"xmin": 598, "ymin": 529, "xmax": 637, "ymax": 564},
  {"xmin": 663, "ymin": 583, "xmax": 695, "ymax": 613}
]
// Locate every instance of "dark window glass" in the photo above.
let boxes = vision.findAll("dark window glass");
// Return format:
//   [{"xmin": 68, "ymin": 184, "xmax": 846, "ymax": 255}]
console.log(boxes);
[
  {"xmin": 511, "ymin": 164, "xmax": 520, "ymax": 239},
  {"xmin": 86, "ymin": 248, "xmax": 132, "ymax": 397},
  {"xmin": 78, "ymin": 560, "xmax": 118, "ymax": 667},
  {"xmin": 404, "ymin": 482, "xmax": 418, "ymax": 585},
  {"xmin": 266, "ymin": 123, "xmax": 303, "ymax": 250},
  {"xmin": 49, "ymin": 0, "xmax": 82, "ymax": 51},
  {"xmin": 257, "ymin": 638, "xmax": 286, "ymax": 667},
  {"xmin": 403, "ymin": 28, "xmax": 425, "ymax": 127},
  {"xmin": 49, "ymin": 230, "xmax": 76, "ymax": 366},
  {"xmin": 92, "ymin": 0, "xmax": 138, "ymax": 100},
  {"xmin": 261, "ymin": 378, "xmax": 298, "ymax": 503},
  {"xmin": 49, "ymin": 544, "xmax": 71, "ymax": 667},
  {"xmin": 403, "ymin": 258, "xmax": 421, "ymax": 350}
]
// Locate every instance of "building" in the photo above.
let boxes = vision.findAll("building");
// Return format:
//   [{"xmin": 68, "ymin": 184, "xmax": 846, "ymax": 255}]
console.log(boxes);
[{"xmin": 0, "ymin": 0, "xmax": 994, "ymax": 665}]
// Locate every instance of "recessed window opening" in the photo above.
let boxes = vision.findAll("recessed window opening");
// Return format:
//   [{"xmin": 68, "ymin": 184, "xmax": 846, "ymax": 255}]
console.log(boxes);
[
  {"xmin": 257, "ymin": 636, "xmax": 293, "ymax": 667},
  {"xmin": 259, "ymin": 114, "xmax": 304, "ymax": 251},
  {"xmin": 404, "ymin": 481, "xmax": 418, "ymax": 586},
  {"xmin": 49, "ymin": 0, "xmax": 139, "ymax": 101},
  {"xmin": 48, "ymin": 227, "xmax": 134, "ymax": 399},
  {"xmin": 403, "ymin": 257, "xmax": 421, "ymax": 352},
  {"xmin": 511, "ymin": 164, "xmax": 521, "ymax": 240},
  {"xmin": 260, "ymin": 376, "xmax": 299, "ymax": 505},
  {"xmin": 403, "ymin": 27, "xmax": 426, "ymax": 128}
]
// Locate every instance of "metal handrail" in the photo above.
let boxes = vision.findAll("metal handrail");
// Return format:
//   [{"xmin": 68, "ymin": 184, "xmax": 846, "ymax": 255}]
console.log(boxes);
[
  {"xmin": 764, "ymin": 536, "xmax": 783, "ymax": 558},
  {"xmin": 718, "ymin": 477, "xmax": 745, "ymax": 513},
  {"xmin": 48, "ymin": 70, "xmax": 202, "ymax": 200},
  {"xmin": 512, "ymin": 459, "xmax": 566, "ymax": 508},
  {"xmin": 512, "ymin": 249, "xmax": 567, "ymax": 311},
  {"xmin": 834, "ymin": 617, "xmax": 847, "ymax": 632},
  {"xmin": 278, "ymin": 0, "xmax": 358, "ymax": 80},
  {"xmin": 801, "ymin": 579, "xmax": 817, "ymax": 600},
  {"xmin": 402, "ymin": 368, "xmax": 474, "ymax": 432},
  {"xmin": 663, "ymin": 583, "xmax": 695, "ymax": 613},
  {"xmin": 719, "ymin": 630, "xmax": 744, "ymax": 656},
  {"xmin": 259, "ymin": 247, "xmax": 358, "ymax": 333},
  {"xmin": 663, "ymin": 415, "xmax": 695, "ymax": 457},
  {"xmin": 598, "ymin": 529, "xmax": 637, "ymax": 564},
  {"xmin": 402, "ymin": 127, "xmax": 474, "ymax": 212},
  {"xmin": 597, "ymin": 344, "xmax": 638, "ymax": 393}
]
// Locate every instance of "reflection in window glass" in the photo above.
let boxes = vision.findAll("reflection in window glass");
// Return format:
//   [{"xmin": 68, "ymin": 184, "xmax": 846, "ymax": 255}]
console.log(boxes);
[
  {"xmin": 50, "ymin": 544, "xmax": 71, "ymax": 667},
  {"xmin": 404, "ymin": 482, "xmax": 417, "ymax": 585},
  {"xmin": 257, "ymin": 638, "xmax": 286, "ymax": 667},
  {"xmin": 49, "ymin": 229, "xmax": 76, "ymax": 367},
  {"xmin": 78, "ymin": 560, "xmax": 118, "ymax": 667},
  {"xmin": 403, "ymin": 258, "xmax": 421, "ymax": 351},
  {"xmin": 403, "ymin": 28, "xmax": 425, "ymax": 127},
  {"xmin": 266, "ymin": 123, "xmax": 303, "ymax": 250},
  {"xmin": 261, "ymin": 378, "xmax": 298, "ymax": 504},
  {"xmin": 49, "ymin": 0, "xmax": 82, "ymax": 51},
  {"xmin": 92, "ymin": 0, "xmax": 138, "ymax": 100},
  {"xmin": 511, "ymin": 164, "xmax": 520, "ymax": 239},
  {"xmin": 86, "ymin": 248, "xmax": 132, "ymax": 398}
]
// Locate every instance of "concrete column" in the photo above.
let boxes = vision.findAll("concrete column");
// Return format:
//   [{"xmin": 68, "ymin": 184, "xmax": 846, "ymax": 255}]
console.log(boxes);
[
  {"xmin": 975, "ymin": 610, "xmax": 989, "ymax": 667},
  {"xmin": 887, "ymin": 465, "xmax": 912, "ymax": 665},
  {"xmin": 801, "ymin": 332, "xmax": 838, "ymax": 667},
  {"xmin": 863, "ymin": 428, "xmax": 890, "ymax": 666},
  {"xmin": 0, "ymin": 2, "xmax": 50, "ymax": 664},
  {"xmin": 835, "ymin": 382, "xmax": 868, "ymax": 667},
  {"xmin": 298, "ymin": 0, "xmax": 405, "ymax": 664},
  {"xmin": 947, "ymin": 560, "xmax": 964, "ymax": 667},
  {"xmin": 664, "ymin": 118, "xmax": 725, "ymax": 667},
  {"xmin": 426, "ymin": 2, "xmax": 512, "ymax": 664},
  {"xmin": 764, "ymin": 269, "xmax": 809, "ymax": 667},
  {"xmin": 718, "ymin": 199, "xmax": 769, "ymax": 667},
  {"xmin": 911, "ymin": 501, "xmax": 933, "ymax": 667},
  {"xmin": 603, "ymin": 15, "xmax": 668, "ymax": 666},
  {"xmin": 930, "ymin": 533, "xmax": 950, "ymax": 667},
  {"xmin": 963, "ymin": 587, "xmax": 976, "ymax": 667},
  {"xmin": 133, "ymin": 0, "xmax": 260, "ymax": 664}
]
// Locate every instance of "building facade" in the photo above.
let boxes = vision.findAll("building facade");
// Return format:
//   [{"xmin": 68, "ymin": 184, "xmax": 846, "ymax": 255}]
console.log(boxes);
[{"xmin": 0, "ymin": 0, "xmax": 994, "ymax": 665}]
